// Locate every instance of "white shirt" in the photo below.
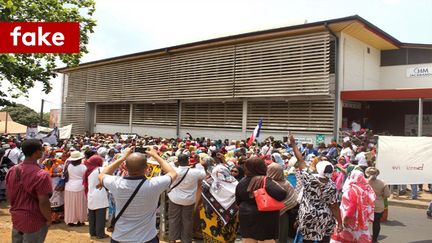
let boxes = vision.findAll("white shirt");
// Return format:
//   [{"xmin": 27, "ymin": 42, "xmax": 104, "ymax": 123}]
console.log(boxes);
[
  {"xmin": 65, "ymin": 163, "xmax": 87, "ymax": 192},
  {"xmin": 355, "ymin": 152, "xmax": 368, "ymax": 167},
  {"xmin": 87, "ymin": 167, "xmax": 109, "ymax": 210},
  {"xmin": 103, "ymin": 174, "xmax": 171, "ymax": 242},
  {"xmin": 168, "ymin": 163, "xmax": 206, "ymax": 206},
  {"xmin": 352, "ymin": 122, "xmax": 361, "ymax": 132},
  {"xmin": 5, "ymin": 147, "xmax": 22, "ymax": 164},
  {"xmin": 261, "ymin": 145, "xmax": 273, "ymax": 156},
  {"xmin": 340, "ymin": 147, "xmax": 354, "ymax": 159}
]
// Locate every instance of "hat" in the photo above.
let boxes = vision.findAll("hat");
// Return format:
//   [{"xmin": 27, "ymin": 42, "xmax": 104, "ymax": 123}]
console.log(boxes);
[
  {"xmin": 67, "ymin": 151, "xmax": 84, "ymax": 161},
  {"xmin": 365, "ymin": 167, "xmax": 380, "ymax": 177}
]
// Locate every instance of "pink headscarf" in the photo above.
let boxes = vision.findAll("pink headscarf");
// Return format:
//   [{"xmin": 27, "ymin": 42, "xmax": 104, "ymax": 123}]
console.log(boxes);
[{"xmin": 340, "ymin": 170, "xmax": 376, "ymax": 230}]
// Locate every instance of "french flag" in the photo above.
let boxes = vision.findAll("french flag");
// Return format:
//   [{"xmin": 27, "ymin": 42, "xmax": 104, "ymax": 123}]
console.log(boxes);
[{"xmin": 247, "ymin": 119, "xmax": 263, "ymax": 146}]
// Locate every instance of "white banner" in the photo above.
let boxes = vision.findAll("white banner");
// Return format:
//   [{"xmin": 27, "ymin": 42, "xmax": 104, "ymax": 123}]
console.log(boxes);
[
  {"xmin": 37, "ymin": 124, "xmax": 72, "ymax": 139},
  {"xmin": 376, "ymin": 136, "xmax": 432, "ymax": 184}
]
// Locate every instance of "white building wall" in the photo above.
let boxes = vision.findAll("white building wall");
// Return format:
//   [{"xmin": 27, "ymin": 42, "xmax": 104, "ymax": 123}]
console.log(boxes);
[
  {"xmin": 94, "ymin": 123, "xmax": 130, "ymax": 133},
  {"xmin": 380, "ymin": 63, "xmax": 432, "ymax": 89},
  {"xmin": 341, "ymin": 33, "xmax": 381, "ymax": 91},
  {"xmin": 95, "ymin": 123, "xmax": 333, "ymax": 145}
]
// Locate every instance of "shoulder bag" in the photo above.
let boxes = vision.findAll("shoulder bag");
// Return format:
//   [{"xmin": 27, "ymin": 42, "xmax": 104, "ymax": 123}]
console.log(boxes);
[
  {"xmin": 107, "ymin": 178, "xmax": 146, "ymax": 232},
  {"xmin": 253, "ymin": 176, "xmax": 285, "ymax": 212},
  {"xmin": 167, "ymin": 168, "xmax": 190, "ymax": 193}
]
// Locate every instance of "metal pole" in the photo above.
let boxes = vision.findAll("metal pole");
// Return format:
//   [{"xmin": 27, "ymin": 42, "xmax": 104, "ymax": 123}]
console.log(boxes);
[
  {"xmin": 40, "ymin": 99, "xmax": 45, "ymax": 125},
  {"xmin": 242, "ymin": 99, "xmax": 248, "ymax": 139},
  {"xmin": 5, "ymin": 111, "xmax": 8, "ymax": 133},
  {"xmin": 418, "ymin": 98, "xmax": 423, "ymax": 136}
]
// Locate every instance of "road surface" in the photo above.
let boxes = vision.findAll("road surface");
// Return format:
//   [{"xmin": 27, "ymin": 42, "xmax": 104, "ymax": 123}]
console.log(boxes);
[{"xmin": 379, "ymin": 205, "xmax": 432, "ymax": 243}]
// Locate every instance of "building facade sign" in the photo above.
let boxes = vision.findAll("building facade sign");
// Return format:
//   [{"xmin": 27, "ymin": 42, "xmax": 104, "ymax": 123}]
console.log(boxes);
[{"xmin": 406, "ymin": 66, "xmax": 432, "ymax": 78}]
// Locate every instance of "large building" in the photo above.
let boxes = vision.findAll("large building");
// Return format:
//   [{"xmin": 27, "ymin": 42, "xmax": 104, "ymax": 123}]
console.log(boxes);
[{"xmin": 58, "ymin": 15, "xmax": 432, "ymax": 143}]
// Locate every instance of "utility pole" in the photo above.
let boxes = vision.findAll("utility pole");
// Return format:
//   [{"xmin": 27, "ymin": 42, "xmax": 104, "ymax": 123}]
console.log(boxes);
[
  {"xmin": 40, "ymin": 99, "xmax": 45, "ymax": 125},
  {"xmin": 4, "ymin": 111, "xmax": 8, "ymax": 133}
]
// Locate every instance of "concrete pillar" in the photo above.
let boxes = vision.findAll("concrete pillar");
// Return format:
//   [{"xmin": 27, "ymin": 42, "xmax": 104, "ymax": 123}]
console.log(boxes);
[
  {"xmin": 418, "ymin": 98, "xmax": 423, "ymax": 136},
  {"xmin": 129, "ymin": 103, "xmax": 133, "ymax": 133},
  {"xmin": 176, "ymin": 100, "xmax": 181, "ymax": 138},
  {"xmin": 242, "ymin": 99, "xmax": 248, "ymax": 138}
]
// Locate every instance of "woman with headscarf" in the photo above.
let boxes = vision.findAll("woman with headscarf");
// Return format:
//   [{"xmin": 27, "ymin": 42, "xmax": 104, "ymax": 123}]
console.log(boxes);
[
  {"xmin": 43, "ymin": 157, "xmax": 65, "ymax": 224},
  {"xmin": 289, "ymin": 133, "xmax": 343, "ymax": 243},
  {"xmin": 200, "ymin": 153, "xmax": 239, "ymax": 243},
  {"xmin": 84, "ymin": 155, "xmax": 109, "ymax": 239},
  {"xmin": 64, "ymin": 151, "xmax": 88, "ymax": 226},
  {"xmin": 235, "ymin": 157, "xmax": 287, "ymax": 243},
  {"xmin": 332, "ymin": 156, "xmax": 356, "ymax": 198},
  {"xmin": 267, "ymin": 163, "xmax": 298, "ymax": 243},
  {"xmin": 231, "ymin": 165, "xmax": 245, "ymax": 181},
  {"xmin": 365, "ymin": 167, "xmax": 390, "ymax": 243},
  {"xmin": 331, "ymin": 170, "xmax": 376, "ymax": 243}
]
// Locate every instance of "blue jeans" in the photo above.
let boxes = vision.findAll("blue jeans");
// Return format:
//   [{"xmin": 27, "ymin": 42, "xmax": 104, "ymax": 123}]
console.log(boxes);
[{"xmin": 411, "ymin": 184, "xmax": 418, "ymax": 199}]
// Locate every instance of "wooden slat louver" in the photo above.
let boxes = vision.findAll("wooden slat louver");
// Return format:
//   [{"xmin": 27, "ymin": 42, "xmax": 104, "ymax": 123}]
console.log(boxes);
[
  {"xmin": 247, "ymin": 99, "xmax": 334, "ymax": 133},
  {"xmin": 234, "ymin": 32, "xmax": 330, "ymax": 97},
  {"xmin": 181, "ymin": 102, "xmax": 242, "ymax": 128},
  {"xmin": 61, "ymin": 70, "xmax": 88, "ymax": 134},
  {"xmin": 96, "ymin": 104, "xmax": 130, "ymax": 124},
  {"xmin": 132, "ymin": 103, "xmax": 178, "ymax": 126},
  {"xmin": 63, "ymin": 31, "xmax": 333, "ymax": 134},
  {"xmin": 169, "ymin": 46, "xmax": 235, "ymax": 99}
]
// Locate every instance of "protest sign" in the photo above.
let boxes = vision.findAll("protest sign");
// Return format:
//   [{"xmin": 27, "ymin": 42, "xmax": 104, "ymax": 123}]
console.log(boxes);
[
  {"xmin": 376, "ymin": 136, "xmax": 432, "ymax": 184},
  {"xmin": 38, "ymin": 124, "xmax": 72, "ymax": 139}
]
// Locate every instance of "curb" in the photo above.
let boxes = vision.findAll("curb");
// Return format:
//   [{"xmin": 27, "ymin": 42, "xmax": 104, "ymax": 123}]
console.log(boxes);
[{"xmin": 388, "ymin": 200, "xmax": 428, "ymax": 210}]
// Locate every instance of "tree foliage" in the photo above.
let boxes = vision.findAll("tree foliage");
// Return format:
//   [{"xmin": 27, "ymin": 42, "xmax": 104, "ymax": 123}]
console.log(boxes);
[
  {"xmin": 1, "ymin": 104, "xmax": 50, "ymax": 127},
  {"xmin": 0, "ymin": 0, "xmax": 96, "ymax": 106}
]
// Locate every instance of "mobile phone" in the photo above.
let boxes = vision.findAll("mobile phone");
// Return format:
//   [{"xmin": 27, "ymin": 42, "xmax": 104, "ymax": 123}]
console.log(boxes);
[{"xmin": 135, "ymin": 146, "xmax": 147, "ymax": 153}]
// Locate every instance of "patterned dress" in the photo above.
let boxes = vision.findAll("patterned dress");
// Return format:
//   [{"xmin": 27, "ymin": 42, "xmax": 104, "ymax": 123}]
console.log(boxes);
[{"xmin": 297, "ymin": 171, "xmax": 338, "ymax": 241}]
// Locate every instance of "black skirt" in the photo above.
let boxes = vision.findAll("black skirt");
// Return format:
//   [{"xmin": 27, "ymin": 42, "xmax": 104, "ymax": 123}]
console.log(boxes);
[{"xmin": 238, "ymin": 201, "xmax": 280, "ymax": 240}]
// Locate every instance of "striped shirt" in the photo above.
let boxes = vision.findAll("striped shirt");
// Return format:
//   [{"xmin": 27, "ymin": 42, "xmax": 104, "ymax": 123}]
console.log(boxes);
[{"xmin": 6, "ymin": 159, "xmax": 52, "ymax": 233}]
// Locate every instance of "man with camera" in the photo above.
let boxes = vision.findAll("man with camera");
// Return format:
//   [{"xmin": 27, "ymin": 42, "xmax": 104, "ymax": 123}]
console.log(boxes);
[{"xmin": 99, "ymin": 146, "xmax": 177, "ymax": 243}]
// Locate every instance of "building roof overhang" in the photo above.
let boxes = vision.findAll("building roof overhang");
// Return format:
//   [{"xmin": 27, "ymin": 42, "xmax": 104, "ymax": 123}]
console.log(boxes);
[{"xmin": 57, "ymin": 15, "xmax": 426, "ymax": 73}]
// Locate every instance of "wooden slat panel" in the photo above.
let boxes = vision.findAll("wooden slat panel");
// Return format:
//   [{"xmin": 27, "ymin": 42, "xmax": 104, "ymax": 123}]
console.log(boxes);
[
  {"xmin": 235, "ymin": 32, "xmax": 330, "ymax": 97},
  {"xmin": 247, "ymin": 99, "xmax": 334, "ymax": 133},
  {"xmin": 63, "ymin": 31, "xmax": 333, "ymax": 134},
  {"xmin": 96, "ymin": 104, "xmax": 130, "ymax": 124},
  {"xmin": 181, "ymin": 102, "xmax": 242, "ymax": 128},
  {"xmin": 132, "ymin": 103, "xmax": 177, "ymax": 126}
]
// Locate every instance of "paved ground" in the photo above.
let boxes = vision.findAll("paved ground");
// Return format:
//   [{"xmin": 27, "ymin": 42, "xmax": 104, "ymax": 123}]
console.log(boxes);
[
  {"xmin": 379, "ymin": 205, "xmax": 432, "ymax": 243},
  {"xmin": 2, "ymin": 201, "xmax": 431, "ymax": 242}
]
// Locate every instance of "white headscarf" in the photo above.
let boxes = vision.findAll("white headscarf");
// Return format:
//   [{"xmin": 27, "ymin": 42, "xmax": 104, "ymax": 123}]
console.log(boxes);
[{"xmin": 316, "ymin": 161, "xmax": 334, "ymax": 179}]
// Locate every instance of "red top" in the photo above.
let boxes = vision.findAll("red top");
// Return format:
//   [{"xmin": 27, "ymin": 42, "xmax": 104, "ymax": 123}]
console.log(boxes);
[{"xmin": 6, "ymin": 159, "xmax": 52, "ymax": 233}]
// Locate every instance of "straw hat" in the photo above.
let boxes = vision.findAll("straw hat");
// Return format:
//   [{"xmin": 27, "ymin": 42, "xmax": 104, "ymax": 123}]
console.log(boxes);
[
  {"xmin": 365, "ymin": 167, "xmax": 380, "ymax": 177},
  {"xmin": 67, "ymin": 151, "xmax": 84, "ymax": 161}
]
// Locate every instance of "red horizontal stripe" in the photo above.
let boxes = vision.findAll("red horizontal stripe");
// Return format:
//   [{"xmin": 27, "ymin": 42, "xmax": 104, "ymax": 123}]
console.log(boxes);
[{"xmin": 341, "ymin": 89, "xmax": 432, "ymax": 100}]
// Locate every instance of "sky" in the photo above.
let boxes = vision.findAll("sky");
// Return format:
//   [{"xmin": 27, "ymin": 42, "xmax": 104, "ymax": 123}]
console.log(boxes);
[{"xmin": 11, "ymin": 0, "xmax": 432, "ymax": 112}]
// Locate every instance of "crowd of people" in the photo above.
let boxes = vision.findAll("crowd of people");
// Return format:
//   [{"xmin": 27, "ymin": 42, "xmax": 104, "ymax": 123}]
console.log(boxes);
[{"xmin": 0, "ymin": 129, "xmax": 425, "ymax": 243}]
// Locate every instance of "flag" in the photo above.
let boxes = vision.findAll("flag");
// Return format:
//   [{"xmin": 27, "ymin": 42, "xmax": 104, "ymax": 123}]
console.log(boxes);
[
  {"xmin": 247, "ymin": 119, "xmax": 263, "ymax": 146},
  {"xmin": 39, "ymin": 127, "xmax": 60, "ymax": 145},
  {"xmin": 26, "ymin": 127, "xmax": 38, "ymax": 139}
]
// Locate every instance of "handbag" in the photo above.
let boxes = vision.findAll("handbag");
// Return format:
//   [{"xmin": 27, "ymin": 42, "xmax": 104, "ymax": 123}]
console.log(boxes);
[
  {"xmin": 253, "ymin": 176, "xmax": 285, "ymax": 212},
  {"xmin": 107, "ymin": 178, "xmax": 146, "ymax": 232}
]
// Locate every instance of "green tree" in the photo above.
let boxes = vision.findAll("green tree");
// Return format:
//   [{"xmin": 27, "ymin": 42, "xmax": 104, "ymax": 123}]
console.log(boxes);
[
  {"xmin": 0, "ymin": 0, "xmax": 96, "ymax": 106},
  {"xmin": 1, "ymin": 104, "xmax": 50, "ymax": 127}
]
